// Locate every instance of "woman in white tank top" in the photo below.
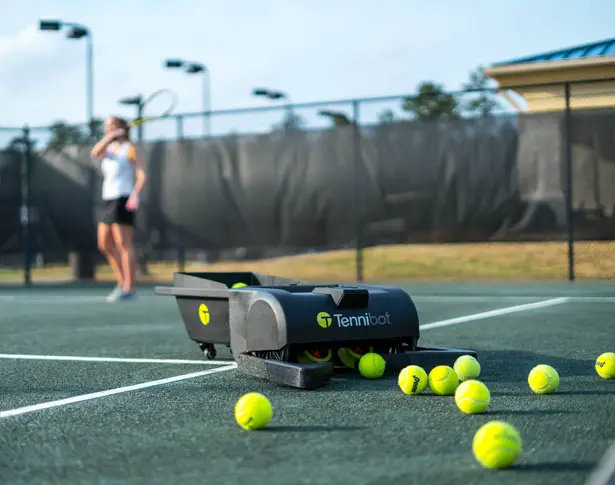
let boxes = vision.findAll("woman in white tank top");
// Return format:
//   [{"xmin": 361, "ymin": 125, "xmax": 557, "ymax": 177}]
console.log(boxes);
[{"xmin": 91, "ymin": 116, "xmax": 147, "ymax": 302}]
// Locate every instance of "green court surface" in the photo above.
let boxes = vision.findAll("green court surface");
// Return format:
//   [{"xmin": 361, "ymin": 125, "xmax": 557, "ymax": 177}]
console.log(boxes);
[{"xmin": 1, "ymin": 283, "xmax": 614, "ymax": 485}]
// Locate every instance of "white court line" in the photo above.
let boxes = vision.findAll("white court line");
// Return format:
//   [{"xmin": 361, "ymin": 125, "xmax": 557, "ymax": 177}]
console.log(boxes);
[
  {"xmin": 413, "ymin": 295, "xmax": 545, "ymax": 302},
  {"xmin": 0, "ymin": 363, "xmax": 237, "ymax": 420},
  {"xmin": 414, "ymin": 295, "xmax": 615, "ymax": 303},
  {"xmin": 420, "ymin": 297, "xmax": 569, "ymax": 331},
  {"xmin": 0, "ymin": 354, "xmax": 228, "ymax": 366}
]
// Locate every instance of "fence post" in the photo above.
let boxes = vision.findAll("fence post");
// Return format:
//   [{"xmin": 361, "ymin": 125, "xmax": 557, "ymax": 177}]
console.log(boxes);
[
  {"xmin": 20, "ymin": 125, "xmax": 32, "ymax": 287},
  {"xmin": 176, "ymin": 114, "xmax": 186, "ymax": 273},
  {"xmin": 564, "ymin": 82, "xmax": 574, "ymax": 281},
  {"xmin": 136, "ymin": 102, "xmax": 150, "ymax": 277},
  {"xmin": 352, "ymin": 101, "xmax": 363, "ymax": 282}
]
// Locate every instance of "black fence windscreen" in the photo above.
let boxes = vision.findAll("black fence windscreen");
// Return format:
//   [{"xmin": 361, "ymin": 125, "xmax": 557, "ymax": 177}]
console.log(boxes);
[{"xmin": 2, "ymin": 81, "xmax": 615, "ymax": 282}]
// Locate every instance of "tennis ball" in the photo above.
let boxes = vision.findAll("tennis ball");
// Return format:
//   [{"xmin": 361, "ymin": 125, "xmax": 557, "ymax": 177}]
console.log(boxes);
[
  {"xmin": 297, "ymin": 349, "xmax": 333, "ymax": 364},
  {"xmin": 358, "ymin": 352, "xmax": 386, "ymax": 379},
  {"xmin": 595, "ymin": 352, "xmax": 615, "ymax": 379},
  {"xmin": 454, "ymin": 355, "xmax": 481, "ymax": 381},
  {"xmin": 428, "ymin": 365, "xmax": 459, "ymax": 395},
  {"xmin": 234, "ymin": 392, "xmax": 273, "ymax": 431},
  {"xmin": 528, "ymin": 364, "xmax": 559, "ymax": 394},
  {"xmin": 472, "ymin": 421, "xmax": 522, "ymax": 469},
  {"xmin": 398, "ymin": 365, "xmax": 428, "ymax": 395},
  {"xmin": 455, "ymin": 379, "xmax": 490, "ymax": 414},
  {"xmin": 231, "ymin": 282, "xmax": 248, "ymax": 288}
]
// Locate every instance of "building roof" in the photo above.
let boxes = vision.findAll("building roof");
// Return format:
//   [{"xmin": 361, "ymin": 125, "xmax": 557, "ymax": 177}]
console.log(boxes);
[{"xmin": 491, "ymin": 37, "xmax": 615, "ymax": 67}]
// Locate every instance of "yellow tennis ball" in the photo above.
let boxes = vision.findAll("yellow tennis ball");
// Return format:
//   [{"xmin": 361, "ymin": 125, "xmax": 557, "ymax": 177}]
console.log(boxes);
[
  {"xmin": 398, "ymin": 365, "xmax": 428, "ymax": 395},
  {"xmin": 528, "ymin": 364, "xmax": 559, "ymax": 394},
  {"xmin": 232, "ymin": 282, "xmax": 247, "ymax": 288},
  {"xmin": 428, "ymin": 365, "xmax": 459, "ymax": 395},
  {"xmin": 473, "ymin": 421, "xmax": 522, "ymax": 469},
  {"xmin": 358, "ymin": 352, "xmax": 386, "ymax": 379},
  {"xmin": 234, "ymin": 392, "xmax": 273, "ymax": 431},
  {"xmin": 455, "ymin": 379, "xmax": 490, "ymax": 414},
  {"xmin": 595, "ymin": 352, "xmax": 615, "ymax": 379},
  {"xmin": 454, "ymin": 355, "xmax": 481, "ymax": 381}
]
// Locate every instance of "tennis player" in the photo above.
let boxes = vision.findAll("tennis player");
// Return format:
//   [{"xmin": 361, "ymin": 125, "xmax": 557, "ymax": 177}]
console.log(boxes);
[{"xmin": 91, "ymin": 116, "xmax": 147, "ymax": 302}]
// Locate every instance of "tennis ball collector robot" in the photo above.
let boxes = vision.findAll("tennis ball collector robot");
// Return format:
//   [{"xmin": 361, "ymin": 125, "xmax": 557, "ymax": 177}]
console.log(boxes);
[{"xmin": 155, "ymin": 272, "xmax": 477, "ymax": 389}]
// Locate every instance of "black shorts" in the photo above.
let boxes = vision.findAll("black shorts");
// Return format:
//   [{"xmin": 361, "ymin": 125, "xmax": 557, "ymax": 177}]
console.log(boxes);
[{"xmin": 97, "ymin": 196, "xmax": 135, "ymax": 226}]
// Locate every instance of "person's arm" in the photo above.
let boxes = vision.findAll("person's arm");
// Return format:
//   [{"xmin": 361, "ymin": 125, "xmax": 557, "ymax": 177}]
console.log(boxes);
[
  {"xmin": 91, "ymin": 134, "xmax": 115, "ymax": 159},
  {"xmin": 125, "ymin": 144, "xmax": 147, "ymax": 211},
  {"xmin": 91, "ymin": 128, "xmax": 124, "ymax": 159}
]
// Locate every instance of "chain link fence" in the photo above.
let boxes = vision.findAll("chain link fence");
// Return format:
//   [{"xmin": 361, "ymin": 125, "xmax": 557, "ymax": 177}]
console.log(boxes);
[{"xmin": 1, "ymin": 79, "xmax": 615, "ymax": 285}]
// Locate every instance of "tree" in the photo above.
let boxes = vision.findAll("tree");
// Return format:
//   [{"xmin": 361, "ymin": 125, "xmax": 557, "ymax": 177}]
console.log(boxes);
[
  {"xmin": 272, "ymin": 111, "xmax": 305, "ymax": 132},
  {"xmin": 43, "ymin": 118, "xmax": 104, "ymax": 152},
  {"xmin": 319, "ymin": 110, "xmax": 352, "ymax": 127},
  {"xmin": 462, "ymin": 66, "xmax": 501, "ymax": 117},
  {"xmin": 377, "ymin": 109, "xmax": 397, "ymax": 124},
  {"xmin": 46, "ymin": 121, "xmax": 88, "ymax": 151},
  {"xmin": 402, "ymin": 81, "xmax": 460, "ymax": 121},
  {"xmin": 89, "ymin": 119, "xmax": 105, "ymax": 140},
  {"xmin": 4, "ymin": 136, "xmax": 25, "ymax": 150}
]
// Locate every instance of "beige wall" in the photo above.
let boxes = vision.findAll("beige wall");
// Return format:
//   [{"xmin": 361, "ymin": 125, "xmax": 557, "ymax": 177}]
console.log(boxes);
[{"xmin": 485, "ymin": 58, "xmax": 615, "ymax": 112}]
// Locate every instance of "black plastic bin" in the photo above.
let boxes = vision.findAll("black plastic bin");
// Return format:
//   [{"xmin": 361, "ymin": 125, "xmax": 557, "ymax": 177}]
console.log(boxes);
[{"xmin": 155, "ymin": 271, "xmax": 307, "ymax": 358}]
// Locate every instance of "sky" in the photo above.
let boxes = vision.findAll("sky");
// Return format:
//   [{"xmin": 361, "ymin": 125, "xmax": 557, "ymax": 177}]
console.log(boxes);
[{"xmin": 1, "ymin": 0, "xmax": 614, "ymax": 146}]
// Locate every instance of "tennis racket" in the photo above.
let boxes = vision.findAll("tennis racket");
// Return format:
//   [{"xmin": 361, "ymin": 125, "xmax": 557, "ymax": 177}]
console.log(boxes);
[{"xmin": 130, "ymin": 89, "xmax": 178, "ymax": 127}]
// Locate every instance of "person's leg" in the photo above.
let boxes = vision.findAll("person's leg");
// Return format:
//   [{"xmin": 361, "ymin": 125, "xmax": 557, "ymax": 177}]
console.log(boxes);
[
  {"xmin": 97, "ymin": 222, "xmax": 124, "ymax": 299},
  {"xmin": 111, "ymin": 223, "xmax": 137, "ymax": 296},
  {"xmin": 97, "ymin": 222, "xmax": 124, "ymax": 285}
]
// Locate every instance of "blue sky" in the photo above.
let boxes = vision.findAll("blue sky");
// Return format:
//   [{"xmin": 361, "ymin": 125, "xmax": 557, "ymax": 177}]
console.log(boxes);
[{"xmin": 1, "ymin": 0, "xmax": 614, "ymax": 146}]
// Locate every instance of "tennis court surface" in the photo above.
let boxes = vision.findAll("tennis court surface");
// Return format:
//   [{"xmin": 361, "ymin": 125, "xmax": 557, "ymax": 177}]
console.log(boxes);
[{"xmin": 1, "ymin": 281, "xmax": 614, "ymax": 485}]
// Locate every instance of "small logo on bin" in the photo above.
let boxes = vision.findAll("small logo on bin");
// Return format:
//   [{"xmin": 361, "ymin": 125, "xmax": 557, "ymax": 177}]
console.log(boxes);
[
  {"xmin": 199, "ymin": 304, "xmax": 210, "ymax": 326},
  {"xmin": 316, "ymin": 312, "xmax": 333, "ymax": 328}
]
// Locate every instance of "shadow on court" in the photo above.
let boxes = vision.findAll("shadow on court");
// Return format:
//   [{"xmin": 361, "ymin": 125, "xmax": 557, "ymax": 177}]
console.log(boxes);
[
  {"xmin": 470, "ymin": 349, "xmax": 597, "ymax": 383},
  {"xmin": 260, "ymin": 425, "xmax": 368, "ymax": 432},
  {"xmin": 512, "ymin": 462, "xmax": 596, "ymax": 473}
]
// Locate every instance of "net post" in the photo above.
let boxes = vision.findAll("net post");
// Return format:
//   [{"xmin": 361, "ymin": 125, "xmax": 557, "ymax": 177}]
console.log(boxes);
[
  {"xmin": 20, "ymin": 124, "xmax": 32, "ymax": 287},
  {"xmin": 176, "ymin": 115, "xmax": 184, "ymax": 140},
  {"xmin": 564, "ymin": 82, "xmax": 574, "ymax": 281},
  {"xmin": 352, "ymin": 100, "xmax": 363, "ymax": 282},
  {"xmin": 135, "ymin": 100, "xmax": 150, "ymax": 277}
]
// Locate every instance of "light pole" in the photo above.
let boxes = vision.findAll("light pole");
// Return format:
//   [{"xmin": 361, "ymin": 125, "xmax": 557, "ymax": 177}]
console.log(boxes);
[
  {"xmin": 164, "ymin": 59, "xmax": 210, "ymax": 136},
  {"xmin": 39, "ymin": 19, "xmax": 94, "ymax": 139},
  {"xmin": 118, "ymin": 95, "xmax": 149, "ymax": 276},
  {"xmin": 118, "ymin": 95, "xmax": 145, "ymax": 145},
  {"xmin": 253, "ymin": 88, "xmax": 292, "ymax": 131}
]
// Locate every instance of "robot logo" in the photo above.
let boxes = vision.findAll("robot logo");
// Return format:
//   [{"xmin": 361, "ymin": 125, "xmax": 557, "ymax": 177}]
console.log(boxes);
[
  {"xmin": 316, "ymin": 312, "xmax": 333, "ymax": 328},
  {"xmin": 198, "ymin": 303, "xmax": 210, "ymax": 326}
]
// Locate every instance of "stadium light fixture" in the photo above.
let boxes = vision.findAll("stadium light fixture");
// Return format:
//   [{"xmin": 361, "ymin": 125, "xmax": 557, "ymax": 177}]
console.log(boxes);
[
  {"xmin": 164, "ymin": 58, "xmax": 210, "ymax": 136},
  {"xmin": 253, "ymin": 88, "xmax": 287, "ymax": 100},
  {"xmin": 39, "ymin": 20, "xmax": 62, "ymax": 31},
  {"xmin": 118, "ymin": 95, "xmax": 143, "ymax": 106},
  {"xmin": 39, "ymin": 19, "xmax": 94, "ymax": 138}
]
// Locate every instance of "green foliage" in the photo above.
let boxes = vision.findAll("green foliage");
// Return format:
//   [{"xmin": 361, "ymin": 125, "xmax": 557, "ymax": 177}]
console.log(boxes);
[
  {"xmin": 462, "ymin": 66, "xmax": 501, "ymax": 117},
  {"xmin": 45, "ymin": 118, "xmax": 104, "ymax": 152},
  {"xmin": 377, "ymin": 109, "xmax": 397, "ymax": 124},
  {"xmin": 320, "ymin": 110, "xmax": 352, "ymax": 127},
  {"xmin": 272, "ymin": 110, "xmax": 305, "ymax": 132},
  {"xmin": 402, "ymin": 82, "xmax": 461, "ymax": 121}
]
